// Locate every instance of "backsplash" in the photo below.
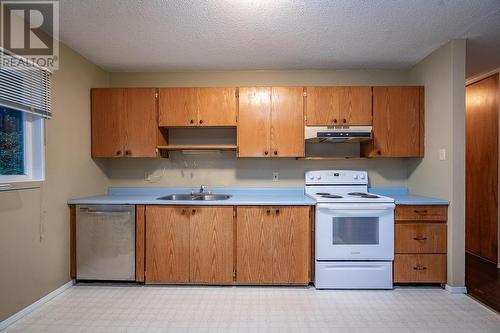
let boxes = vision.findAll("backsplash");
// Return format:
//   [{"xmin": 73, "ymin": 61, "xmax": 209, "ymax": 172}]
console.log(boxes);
[{"xmin": 98, "ymin": 154, "xmax": 411, "ymax": 188}]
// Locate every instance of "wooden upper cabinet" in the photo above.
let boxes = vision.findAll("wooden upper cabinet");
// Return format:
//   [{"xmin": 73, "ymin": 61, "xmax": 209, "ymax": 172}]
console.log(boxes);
[
  {"xmin": 124, "ymin": 88, "xmax": 157, "ymax": 157},
  {"xmin": 197, "ymin": 88, "xmax": 237, "ymax": 126},
  {"xmin": 238, "ymin": 87, "xmax": 304, "ymax": 158},
  {"xmin": 158, "ymin": 88, "xmax": 198, "ymax": 126},
  {"xmin": 238, "ymin": 87, "xmax": 272, "ymax": 157},
  {"xmin": 305, "ymin": 86, "xmax": 372, "ymax": 126},
  {"xmin": 271, "ymin": 87, "xmax": 305, "ymax": 157},
  {"xmin": 91, "ymin": 88, "xmax": 125, "ymax": 157},
  {"xmin": 91, "ymin": 88, "xmax": 157, "ymax": 158},
  {"xmin": 362, "ymin": 86, "xmax": 424, "ymax": 157},
  {"xmin": 145, "ymin": 206, "xmax": 190, "ymax": 283},
  {"xmin": 158, "ymin": 87, "xmax": 237, "ymax": 127}
]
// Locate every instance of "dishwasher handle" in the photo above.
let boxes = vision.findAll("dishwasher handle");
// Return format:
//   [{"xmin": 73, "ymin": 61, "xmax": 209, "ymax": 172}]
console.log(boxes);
[{"xmin": 79, "ymin": 207, "xmax": 131, "ymax": 216}]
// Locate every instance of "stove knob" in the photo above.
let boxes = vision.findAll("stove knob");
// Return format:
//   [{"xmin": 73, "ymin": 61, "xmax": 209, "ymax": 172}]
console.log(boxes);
[
  {"xmin": 316, "ymin": 175, "xmax": 322, "ymax": 180},
  {"xmin": 353, "ymin": 175, "xmax": 359, "ymax": 180},
  {"xmin": 308, "ymin": 175, "xmax": 314, "ymax": 180},
  {"xmin": 360, "ymin": 174, "xmax": 366, "ymax": 180}
]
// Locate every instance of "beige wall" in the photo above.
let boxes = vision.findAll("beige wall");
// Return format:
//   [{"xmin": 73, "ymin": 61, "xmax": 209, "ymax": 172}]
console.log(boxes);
[
  {"xmin": 0, "ymin": 44, "xmax": 110, "ymax": 321},
  {"xmin": 408, "ymin": 40, "xmax": 466, "ymax": 287},
  {"xmin": 107, "ymin": 69, "xmax": 414, "ymax": 188}
]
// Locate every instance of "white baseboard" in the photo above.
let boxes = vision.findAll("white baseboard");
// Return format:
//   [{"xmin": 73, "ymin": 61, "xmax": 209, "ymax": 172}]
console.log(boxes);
[
  {"xmin": 445, "ymin": 284, "xmax": 467, "ymax": 294},
  {"xmin": 497, "ymin": 263, "xmax": 500, "ymax": 269},
  {"xmin": 0, "ymin": 280, "xmax": 74, "ymax": 331}
]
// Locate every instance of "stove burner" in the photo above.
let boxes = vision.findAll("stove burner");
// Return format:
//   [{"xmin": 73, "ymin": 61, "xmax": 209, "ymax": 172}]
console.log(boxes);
[
  {"xmin": 315, "ymin": 192, "xmax": 331, "ymax": 195},
  {"xmin": 361, "ymin": 194, "xmax": 379, "ymax": 199},
  {"xmin": 348, "ymin": 192, "xmax": 368, "ymax": 196},
  {"xmin": 321, "ymin": 194, "xmax": 343, "ymax": 199}
]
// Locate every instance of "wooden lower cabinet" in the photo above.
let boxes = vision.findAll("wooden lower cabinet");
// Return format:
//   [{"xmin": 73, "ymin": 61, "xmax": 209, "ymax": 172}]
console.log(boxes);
[
  {"xmin": 236, "ymin": 206, "xmax": 310, "ymax": 285},
  {"xmin": 393, "ymin": 204, "xmax": 448, "ymax": 284},
  {"xmin": 394, "ymin": 254, "xmax": 446, "ymax": 283},
  {"xmin": 145, "ymin": 206, "xmax": 233, "ymax": 284}
]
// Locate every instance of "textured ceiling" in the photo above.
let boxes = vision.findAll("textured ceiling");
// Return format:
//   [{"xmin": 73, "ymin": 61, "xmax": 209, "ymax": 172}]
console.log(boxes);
[{"xmin": 56, "ymin": 0, "xmax": 500, "ymax": 75}]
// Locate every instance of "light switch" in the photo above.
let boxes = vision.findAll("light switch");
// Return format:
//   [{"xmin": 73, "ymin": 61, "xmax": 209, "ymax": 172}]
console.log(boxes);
[{"xmin": 439, "ymin": 149, "xmax": 446, "ymax": 161}]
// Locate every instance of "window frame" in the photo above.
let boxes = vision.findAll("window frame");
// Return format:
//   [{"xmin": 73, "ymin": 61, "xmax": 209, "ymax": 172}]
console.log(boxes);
[{"xmin": 0, "ymin": 109, "xmax": 45, "ymax": 183}]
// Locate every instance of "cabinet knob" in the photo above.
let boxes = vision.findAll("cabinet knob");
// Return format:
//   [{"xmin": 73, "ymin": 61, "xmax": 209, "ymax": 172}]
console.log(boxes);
[
  {"xmin": 377, "ymin": 150, "xmax": 381, "ymax": 155},
  {"xmin": 413, "ymin": 236, "xmax": 428, "ymax": 241},
  {"xmin": 343, "ymin": 119, "xmax": 347, "ymax": 123},
  {"xmin": 190, "ymin": 119, "xmax": 194, "ymax": 124},
  {"xmin": 273, "ymin": 150, "xmax": 278, "ymax": 156},
  {"xmin": 264, "ymin": 151, "xmax": 269, "ymax": 155},
  {"xmin": 333, "ymin": 119, "xmax": 337, "ymax": 124},
  {"xmin": 266, "ymin": 209, "xmax": 271, "ymax": 215},
  {"xmin": 413, "ymin": 266, "xmax": 427, "ymax": 271},
  {"xmin": 125, "ymin": 150, "xmax": 132, "ymax": 156},
  {"xmin": 181, "ymin": 209, "xmax": 186, "ymax": 215},
  {"xmin": 199, "ymin": 120, "xmax": 204, "ymax": 124},
  {"xmin": 191, "ymin": 209, "xmax": 196, "ymax": 215},
  {"xmin": 275, "ymin": 209, "xmax": 280, "ymax": 215},
  {"xmin": 116, "ymin": 150, "xmax": 122, "ymax": 156}
]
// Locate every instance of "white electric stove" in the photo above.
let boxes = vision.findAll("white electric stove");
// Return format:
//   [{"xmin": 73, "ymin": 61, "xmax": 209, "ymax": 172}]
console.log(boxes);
[{"xmin": 305, "ymin": 170, "xmax": 395, "ymax": 289}]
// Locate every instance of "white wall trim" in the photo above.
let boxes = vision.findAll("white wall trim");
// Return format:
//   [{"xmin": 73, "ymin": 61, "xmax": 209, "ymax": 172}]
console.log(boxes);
[
  {"xmin": 0, "ymin": 280, "xmax": 74, "ymax": 331},
  {"xmin": 466, "ymin": 67, "xmax": 500, "ymax": 85},
  {"xmin": 445, "ymin": 284, "xmax": 467, "ymax": 294},
  {"xmin": 497, "ymin": 263, "xmax": 500, "ymax": 269}
]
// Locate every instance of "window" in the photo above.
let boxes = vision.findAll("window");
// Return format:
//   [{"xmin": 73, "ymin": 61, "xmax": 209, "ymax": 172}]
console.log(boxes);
[
  {"xmin": 0, "ymin": 106, "xmax": 44, "ymax": 183},
  {"xmin": 0, "ymin": 48, "xmax": 50, "ymax": 183}
]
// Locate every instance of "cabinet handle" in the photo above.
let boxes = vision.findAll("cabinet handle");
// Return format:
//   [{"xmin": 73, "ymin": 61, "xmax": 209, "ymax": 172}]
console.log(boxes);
[
  {"xmin": 343, "ymin": 119, "xmax": 347, "ymax": 123},
  {"xmin": 199, "ymin": 119, "xmax": 204, "ymax": 124},
  {"xmin": 190, "ymin": 119, "xmax": 194, "ymax": 124},
  {"xmin": 125, "ymin": 150, "xmax": 132, "ymax": 156},
  {"xmin": 333, "ymin": 119, "xmax": 337, "ymax": 124},
  {"xmin": 264, "ymin": 151, "xmax": 269, "ymax": 155},
  {"xmin": 413, "ymin": 266, "xmax": 427, "ymax": 271},
  {"xmin": 275, "ymin": 209, "xmax": 280, "ymax": 215},
  {"xmin": 413, "ymin": 236, "xmax": 427, "ymax": 241},
  {"xmin": 377, "ymin": 150, "xmax": 381, "ymax": 155},
  {"xmin": 191, "ymin": 209, "xmax": 196, "ymax": 215},
  {"xmin": 266, "ymin": 209, "xmax": 271, "ymax": 215},
  {"xmin": 273, "ymin": 150, "xmax": 278, "ymax": 156},
  {"xmin": 414, "ymin": 209, "xmax": 428, "ymax": 214},
  {"xmin": 116, "ymin": 150, "xmax": 122, "ymax": 156}
]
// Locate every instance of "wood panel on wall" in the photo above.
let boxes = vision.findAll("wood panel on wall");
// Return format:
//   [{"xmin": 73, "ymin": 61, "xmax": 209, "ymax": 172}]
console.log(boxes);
[
  {"xmin": 135, "ymin": 205, "xmax": 146, "ymax": 282},
  {"xmin": 466, "ymin": 74, "xmax": 499, "ymax": 262}
]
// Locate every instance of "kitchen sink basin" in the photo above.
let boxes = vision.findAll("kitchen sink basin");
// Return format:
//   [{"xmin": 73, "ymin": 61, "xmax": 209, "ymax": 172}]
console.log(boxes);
[{"xmin": 157, "ymin": 193, "xmax": 231, "ymax": 201}]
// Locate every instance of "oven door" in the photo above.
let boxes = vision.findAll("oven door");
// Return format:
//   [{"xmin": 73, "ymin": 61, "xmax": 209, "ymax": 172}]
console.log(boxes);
[{"xmin": 316, "ymin": 203, "xmax": 394, "ymax": 261}]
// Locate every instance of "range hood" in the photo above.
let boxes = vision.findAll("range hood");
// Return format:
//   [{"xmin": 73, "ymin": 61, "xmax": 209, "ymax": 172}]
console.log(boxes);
[{"xmin": 305, "ymin": 126, "xmax": 372, "ymax": 143}]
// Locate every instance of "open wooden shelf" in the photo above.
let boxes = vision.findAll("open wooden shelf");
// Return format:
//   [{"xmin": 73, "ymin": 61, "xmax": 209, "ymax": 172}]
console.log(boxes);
[
  {"xmin": 157, "ymin": 144, "xmax": 238, "ymax": 151},
  {"xmin": 296, "ymin": 156, "xmax": 369, "ymax": 160}
]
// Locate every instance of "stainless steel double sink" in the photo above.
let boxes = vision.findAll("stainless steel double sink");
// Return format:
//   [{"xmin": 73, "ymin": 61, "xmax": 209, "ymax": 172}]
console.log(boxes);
[{"xmin": 157, "ymin": 193, "xmax": 231, "ymax": 201}]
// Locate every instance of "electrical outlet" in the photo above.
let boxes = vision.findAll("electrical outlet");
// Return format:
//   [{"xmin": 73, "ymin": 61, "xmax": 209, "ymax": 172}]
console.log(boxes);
[
  {"xmin": 439, "ymin": 149, "xmax": 446, "ymax": 161},
  {"xmin": 272, "ymin": 172, "xmax": 279, "ymax": 182}
]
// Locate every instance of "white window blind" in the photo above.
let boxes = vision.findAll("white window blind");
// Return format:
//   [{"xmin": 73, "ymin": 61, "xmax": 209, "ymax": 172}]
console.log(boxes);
[{"xmin": 0, "ymin": 48, "xmax": 52, "ymax": 118}]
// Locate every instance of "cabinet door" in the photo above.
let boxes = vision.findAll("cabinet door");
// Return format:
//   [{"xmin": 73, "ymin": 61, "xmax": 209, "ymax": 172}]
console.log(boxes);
[
  {"xmin": 236, "ymin": 207, "xmax": 274, "ymax": 283},
  {"xmin": 270, "ymin": 87, "xmax": 305, "ymax": 157},
  {"xmin": 305, "ymin": 87, "xmax": 338, "ymax": 125},
  {"xmin": 158, "ymin": 88, "xmax": 198, "ymax": 126},
  {"xmin": 145, "ymin": 206, "xmax": 190, "ymax": 283},
  {"xmin": 91, "ymin": 88, "xmax": 125, "ymax": 157},
  {"xmin": 273, "ymin": 207, "xmax": 310, "ymax": 284},
  {"xmin": 189, "ymin": 207, "xmax": 234, "ymax": 283},
  {"xmin": 197, "ymin": 88, "xmax": 237, "ymax": 126},
  {"xmin": 238, "ymin": 87, "xmax": 271, "ymax": 157},
  {"xmin": 124, "ymin": 88, "xmax": 157, "ymax": 157},
  {"xmin": 366, "ymin": 86, "xmax": 423, "ymax": 157},
  {"xmin": 339, "ymin": 87, "xmax": 372, "ymax": 125}
]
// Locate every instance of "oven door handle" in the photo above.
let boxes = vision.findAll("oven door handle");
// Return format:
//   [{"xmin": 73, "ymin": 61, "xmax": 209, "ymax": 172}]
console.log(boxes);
[{"xmin": 317, "ymin": 207, "xmax": 394, "ymax": 217}]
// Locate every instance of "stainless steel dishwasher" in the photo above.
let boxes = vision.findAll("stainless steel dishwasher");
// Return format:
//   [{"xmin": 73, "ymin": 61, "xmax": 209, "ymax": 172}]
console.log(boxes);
[{"xmin": 76, "ymin": 205, "xmax": 135, "ymax": 281}]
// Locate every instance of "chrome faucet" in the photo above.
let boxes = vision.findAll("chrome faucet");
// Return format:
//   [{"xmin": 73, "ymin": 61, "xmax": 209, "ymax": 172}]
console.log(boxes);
[
  {"xmin": 192, "ymin": 185, "xmax": 211, "ymax": 195},
  {"xmin": 199, "ymin": 185, "xmax": 206, "ymax": 193}
]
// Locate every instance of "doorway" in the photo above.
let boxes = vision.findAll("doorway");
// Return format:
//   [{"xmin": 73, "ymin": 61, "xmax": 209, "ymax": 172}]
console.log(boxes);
[{"xmin": 465, "ymin": 73, "xmax": 500, "ymax": 312}]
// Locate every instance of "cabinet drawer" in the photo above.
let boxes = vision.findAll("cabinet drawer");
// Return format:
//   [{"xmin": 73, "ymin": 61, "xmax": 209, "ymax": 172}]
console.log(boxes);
[
  {"xmin": 394, "ymin": 254, "xmax": 446, "ymax": 283},
  {"xmin": 395, "ymin": 205, "xmax": 447, "ymax": 222},
  {"xmin": 395, "ymin": 223, "xmax": 446, "ymax": 254}
]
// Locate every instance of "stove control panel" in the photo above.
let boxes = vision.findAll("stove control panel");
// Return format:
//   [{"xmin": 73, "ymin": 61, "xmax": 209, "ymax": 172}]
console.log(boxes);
[{"xmin": 305, "ymin": 170, "xmax": 368, "ymax": 185}]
